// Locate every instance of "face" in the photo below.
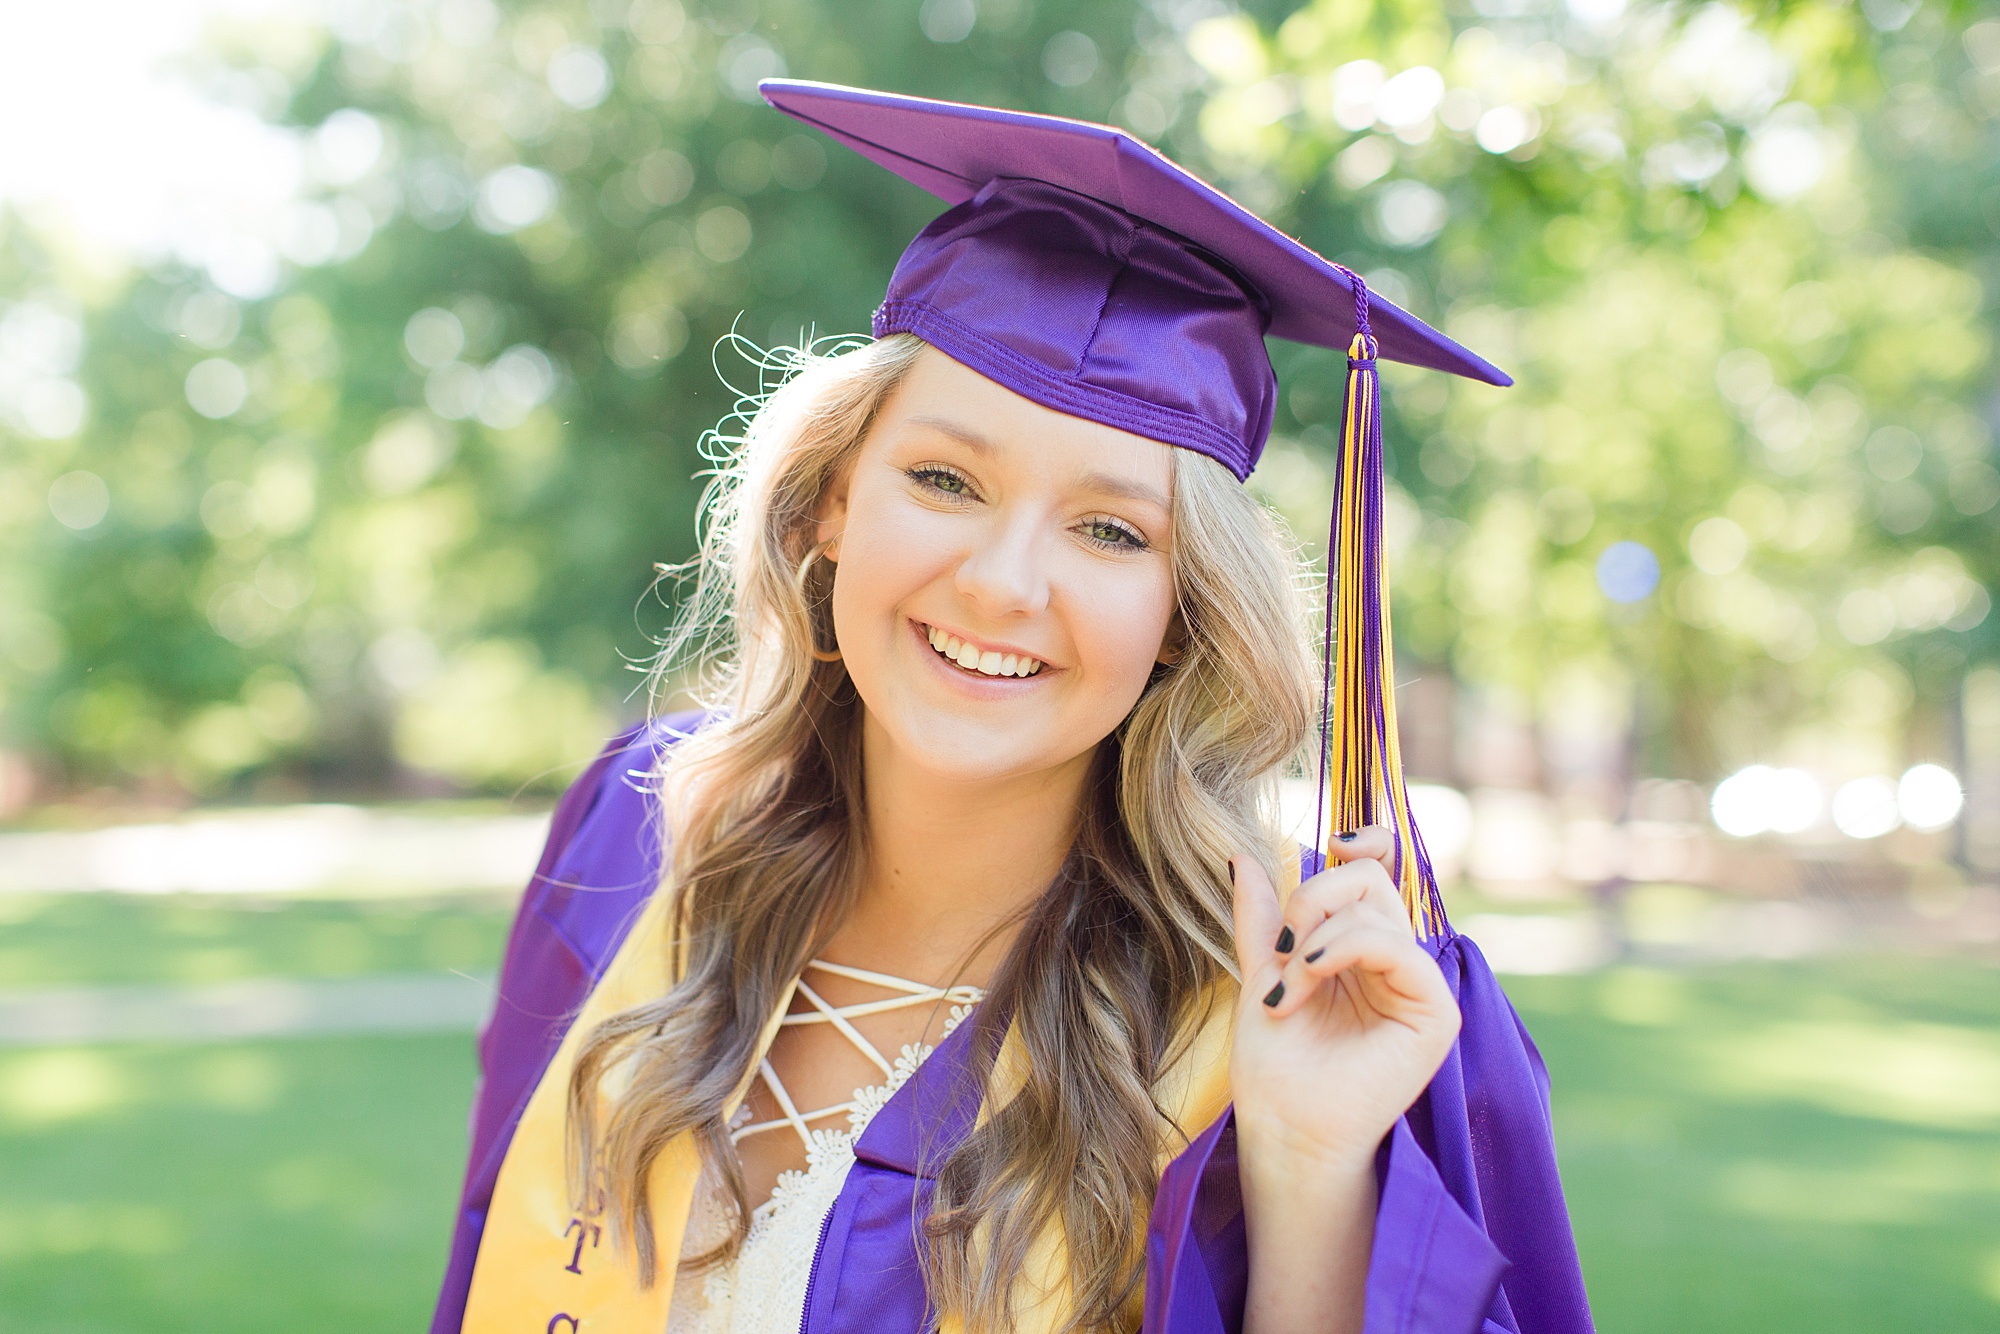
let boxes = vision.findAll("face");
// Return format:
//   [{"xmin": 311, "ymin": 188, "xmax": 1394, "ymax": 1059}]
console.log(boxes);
[{"xmin": 815, "ymin": 347, "xmax": 1181, "ymax": 789}]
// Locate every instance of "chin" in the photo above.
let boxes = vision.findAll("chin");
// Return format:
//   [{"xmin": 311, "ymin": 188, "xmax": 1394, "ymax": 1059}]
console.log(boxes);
[{"xmin": 887, "ymin": 703, "xmax": 1088, "ymax": 785}]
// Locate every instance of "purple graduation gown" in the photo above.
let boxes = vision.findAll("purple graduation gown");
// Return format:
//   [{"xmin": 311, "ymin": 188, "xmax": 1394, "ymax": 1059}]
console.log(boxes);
[{"xmin": 431, "ymin": 720, "xmax": 1594, "ymax": 1334}]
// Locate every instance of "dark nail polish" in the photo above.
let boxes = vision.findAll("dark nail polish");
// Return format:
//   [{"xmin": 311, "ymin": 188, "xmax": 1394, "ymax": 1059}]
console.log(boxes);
[
  {"xmin": 1304, "ymin": 947, "xmax": 1325, "ymax": 963},
  {"xmin": 1274, "ymin": 926, "xmax": 1295, "ymax": 953},
  {"xmin": 1337, "ymin": 831, "xmax": 1358, "ymax": 843},
  {"xmin": 1228, "ymin": 862, "xmax": 1235, "ymax": 884},
  {"xmin": 1261, "ymin": 980, "xmax": 1285, "ymax": 1007}
]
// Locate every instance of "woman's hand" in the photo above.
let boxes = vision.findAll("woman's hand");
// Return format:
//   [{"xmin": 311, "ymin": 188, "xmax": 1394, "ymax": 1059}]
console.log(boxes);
[
  {"xmin": 1228, "ymin": 830, "xmax": 1462, "ymax": 1334},
  {"xmin": 1229, "ymin": 828, "xmax": 1460, "ymax": 1168}
]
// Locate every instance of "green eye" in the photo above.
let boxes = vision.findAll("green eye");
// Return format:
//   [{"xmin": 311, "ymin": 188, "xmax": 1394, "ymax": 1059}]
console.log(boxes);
[
  {"xmin": 909, "ymin": 465, "xmax": 971, "ymax": 497},
  {"xmin": 1084, "ymin": 518, "xmax": 1147, "ymax": 550}
]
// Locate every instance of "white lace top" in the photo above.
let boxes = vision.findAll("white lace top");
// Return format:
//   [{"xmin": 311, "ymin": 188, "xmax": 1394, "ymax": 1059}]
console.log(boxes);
[{"xmin": 665, "ymin": 960, "xmax": 984, "ymax": 1334}]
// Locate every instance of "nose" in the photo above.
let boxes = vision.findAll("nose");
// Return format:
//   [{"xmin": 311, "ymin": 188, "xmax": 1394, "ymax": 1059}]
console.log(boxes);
[{"xmin": 953, "ymin": 511, "xmax": 1050, "ymax": 619}]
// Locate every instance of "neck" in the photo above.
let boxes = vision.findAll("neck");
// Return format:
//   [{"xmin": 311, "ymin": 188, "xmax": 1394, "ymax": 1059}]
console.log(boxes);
[{"xmin": 827, "ymin": 709, "xmax": 1095, "ymax": 990}]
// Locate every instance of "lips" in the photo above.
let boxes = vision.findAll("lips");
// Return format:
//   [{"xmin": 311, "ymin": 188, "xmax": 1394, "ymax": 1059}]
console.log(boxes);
[{"xmin": 921, "ymin": 623, "xmax": 1044, "ymax": 678}]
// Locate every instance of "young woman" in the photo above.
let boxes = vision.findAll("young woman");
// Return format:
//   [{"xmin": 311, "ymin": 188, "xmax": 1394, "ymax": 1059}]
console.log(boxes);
[{"xmin": 432, "ymin": 84, "xmax": 1593, "ymax": 1334}]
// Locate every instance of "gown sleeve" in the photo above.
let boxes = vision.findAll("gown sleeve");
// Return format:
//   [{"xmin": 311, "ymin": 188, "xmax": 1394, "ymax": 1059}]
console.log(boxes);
[
  {"xmin": 1144, "ymin": 932, "xmax": 1594, "ymax": 1334},
  {"xmin": 430, "ymin": 712, "xmax": 705, "ymax": 1334}
]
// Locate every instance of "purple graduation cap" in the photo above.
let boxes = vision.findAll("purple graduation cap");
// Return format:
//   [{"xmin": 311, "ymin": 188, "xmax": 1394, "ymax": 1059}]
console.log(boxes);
[{"xmin": 763, "ymin": 79, "xmax": 1511, "ymax": 928}]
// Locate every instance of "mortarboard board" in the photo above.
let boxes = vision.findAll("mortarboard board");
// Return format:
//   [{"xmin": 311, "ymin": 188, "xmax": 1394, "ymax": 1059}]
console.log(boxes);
[{"xmin": 761, "ymin": 79, "xmax": 1513, "ymax": 937}]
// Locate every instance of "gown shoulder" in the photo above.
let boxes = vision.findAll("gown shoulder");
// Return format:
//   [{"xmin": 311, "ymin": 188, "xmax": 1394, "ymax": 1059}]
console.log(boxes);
[{"xmin": 431, "ymin": 709, "xmax": 707, "ymax": 1334}]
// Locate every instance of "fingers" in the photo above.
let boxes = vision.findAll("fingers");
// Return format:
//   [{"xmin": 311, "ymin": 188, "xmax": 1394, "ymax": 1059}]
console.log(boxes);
[
  {"xmin": 1275, "ymin": 852, "xmax": 1410, "ymax": 961},
  {"xmin": 1261, "ymin": 909, "xmax": 1456, "ymax": 1023},
  {"xmin": 1228, "ymin": 851, "xmax": 1284, "ymax": 983},
  {"xmin": 1321, "ymin": 823, "xmax": 1395, "ymax": 867},
  {"xmin": 1235, "ymin": 834, "xmax": 1427, "ymax": 1022}
]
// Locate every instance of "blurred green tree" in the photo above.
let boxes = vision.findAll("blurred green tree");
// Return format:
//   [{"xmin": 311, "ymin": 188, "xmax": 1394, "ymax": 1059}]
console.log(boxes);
[
  {"xmin": 1165, "ymin": 0, "xmax": 1998, "ymax": 802},
  {"xmin": 0, "ymin": 0, "xmax": 1993, "ymax": 805},
  {"xmin": 0, "ymin": 0, "xmax": 1148, "ymax": 796}
]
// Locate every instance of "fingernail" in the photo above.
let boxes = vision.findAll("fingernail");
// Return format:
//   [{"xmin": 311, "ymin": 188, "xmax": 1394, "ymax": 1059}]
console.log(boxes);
[
  {"xmin": 1304, "ymin": 947, "xmax": 1325, "ymax": 963},
  {"xmin": 1261, "ymin": 980, "xmax": 1285, "ymax": 1008},
  {"xmin": 1228, "ymin": 861, "xmax": 1235, "ymax": 884},
  {"xmin": 1337, "ymin": 831, "xmax": 1358, "ymax": 843},
  {"xmin": 1274, "ymin": 926, "xmax": 1295, "ymax": 953}
]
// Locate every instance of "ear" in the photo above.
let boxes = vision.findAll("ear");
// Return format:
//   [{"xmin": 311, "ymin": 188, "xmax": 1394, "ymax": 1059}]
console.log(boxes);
[
  {"xmin": 813, "ymin": 461, "xmax": 854, "ymax": 557},
  {"xmin": 1155, "ymin": 608, "xmax": 1189, "ymax": 667}
]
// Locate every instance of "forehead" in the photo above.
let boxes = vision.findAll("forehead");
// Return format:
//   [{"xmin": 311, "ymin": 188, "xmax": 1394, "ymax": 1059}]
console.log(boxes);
[{"xmin": 876, "ymin": 346, "xmax": 1176, "ymax": 492}]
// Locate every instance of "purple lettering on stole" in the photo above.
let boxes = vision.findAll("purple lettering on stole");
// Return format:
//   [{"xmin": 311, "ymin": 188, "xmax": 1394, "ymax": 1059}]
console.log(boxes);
[{"xmin": 563, "ymin": 1217, "xmax": 602, "ymax": 1274}]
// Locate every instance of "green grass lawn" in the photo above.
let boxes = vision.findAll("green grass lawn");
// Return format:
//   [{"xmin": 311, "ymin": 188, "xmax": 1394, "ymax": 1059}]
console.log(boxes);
[
  {"xmin": 0, "ymin": 891, "xmax": 514, "ymax": 989},
  {"xmin": 1512, "ymin": 959, "xmax": 2000, "ymax": 1331},
  {"xmin": 0, "ymin": 1034, "xmax": 478, "ymax": 1332},
  {"xmin": 1, "ymin": 893, "xmax": 1996, "ymax": 1331}
]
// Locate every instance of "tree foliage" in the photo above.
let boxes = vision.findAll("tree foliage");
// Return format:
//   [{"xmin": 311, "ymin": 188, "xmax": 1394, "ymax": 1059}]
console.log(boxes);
[{"xmin": 0, "ymin": 0, "xmax": 1993, "ymax": 800}]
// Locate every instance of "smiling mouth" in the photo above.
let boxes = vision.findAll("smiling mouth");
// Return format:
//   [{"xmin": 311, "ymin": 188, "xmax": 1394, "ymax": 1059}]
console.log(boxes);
[{"xmin": 922, "ymin": 623, "xmax": 1044, "ymax": 678}]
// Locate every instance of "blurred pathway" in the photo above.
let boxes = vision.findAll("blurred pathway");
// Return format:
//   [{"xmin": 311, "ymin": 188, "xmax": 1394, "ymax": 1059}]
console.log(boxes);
[
  {"xmin": 0, "ymin": 807, "xmax": 550, "ymax": 894},
  {"xmin": 0, "ymin": 972, "xmax": 494, "ymax": 1046}
]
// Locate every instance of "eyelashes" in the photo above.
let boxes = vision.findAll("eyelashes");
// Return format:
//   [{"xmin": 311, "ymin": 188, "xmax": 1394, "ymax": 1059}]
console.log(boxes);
[
  {"xmin": 903, "ymin": 465, "xmax": 1151, "ymax": 553},
  {"xmin": 906, "ymin": 464, "xmax": 974, "ymax": 500},
  {"xmin": 1079, "ymin": 516, "xmax": 1148, "ymax": 551}
]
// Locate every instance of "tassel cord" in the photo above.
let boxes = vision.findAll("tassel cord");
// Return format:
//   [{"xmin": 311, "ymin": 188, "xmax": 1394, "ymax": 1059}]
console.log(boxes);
[{"xmin": 1311, "ymin": 269, "xmax": 1447, "ymax": 938}]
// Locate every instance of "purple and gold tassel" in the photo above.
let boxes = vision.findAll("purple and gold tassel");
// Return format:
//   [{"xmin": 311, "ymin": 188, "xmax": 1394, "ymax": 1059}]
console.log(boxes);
[{"xmin": 1311, "ymin": 272, "xmax": 1448, "ymax": 939}]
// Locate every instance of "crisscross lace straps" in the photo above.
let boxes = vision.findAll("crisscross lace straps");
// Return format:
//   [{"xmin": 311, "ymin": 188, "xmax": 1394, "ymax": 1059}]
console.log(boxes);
[{"xmin": 731, "ymin": 959, "xmax": 986, "ymax": 1149}]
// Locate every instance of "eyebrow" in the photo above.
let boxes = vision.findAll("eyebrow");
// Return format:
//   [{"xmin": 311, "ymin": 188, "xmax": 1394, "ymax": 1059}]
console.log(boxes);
[
  {"xmin": 906, "ymin": 415, "xmax": 995, "ymax": 455},
  {"xmin": 1078, "ymin": 470, "xmax": 1171, "ymax": 513},
  {"xmin": 904, "ymin": 415, "xmax": 1172, "ymax": 513}
]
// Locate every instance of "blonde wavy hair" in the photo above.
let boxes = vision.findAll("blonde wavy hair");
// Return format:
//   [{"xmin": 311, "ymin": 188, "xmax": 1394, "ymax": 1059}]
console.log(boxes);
[{"xmin": 568, "ymin": 332, "xmax": 1319, "ymax": 1332}]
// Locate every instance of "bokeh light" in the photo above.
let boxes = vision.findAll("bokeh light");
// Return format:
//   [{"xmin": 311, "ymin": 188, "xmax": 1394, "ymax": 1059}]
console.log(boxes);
[
  {"xmin": 1375, "ymin": 66, "xmax": 1445, "ymax": 129},
  {"xmin": 1596, "ymin": 541, "xmax": 1661, "ymax": 603},
  {"xmin": 918, "ymin": 0, "xmax": 977, "ymax": 45},
  {"xmin": 48, "ymin": 471, "xmax": 111, "ymax": 532},
  {"xmin": 473, "ymin": 165, "xmax": 558, "ymax": 233},
  {"xmin": 1830, "ymin": 776, "xmax": 1900, "ymax": 839},
  {"xmin": 1042, "ymin": 31, "xmax": 1100, "ymax": 87},
  {"xmin": 403, "ymin": 308, "xmax": 466, "ymax": 368},
  {"xmin": 1373, "ymin": 180, "xmax": 1448, "ymax": 248},
  {"xmin": 1711, "ymin": 765, "xmax": 1823, "ymax": 837},
  {"xmin": 184, "ymin": 358, "xmax": 249, "ymax": 419},
  {"xmin": 1408, "ymin": 782, "xmax": 1474, "ymax": 865},
  {"xmin": 1687, "ymin": 517, "xmax": 1749, "ymax": 574},
  {"xmin": 546, "ymin": 45, "xmax": 611, "ymax": 111},
  {"xmin": 1896, "ymin": 764, "xmax": 1964, "ymax": 832}
]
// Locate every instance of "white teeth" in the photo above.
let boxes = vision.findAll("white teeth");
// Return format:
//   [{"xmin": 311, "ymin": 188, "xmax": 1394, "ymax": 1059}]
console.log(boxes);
[{"xmin": 924, "ymin": 624, "xmax": 1043, "ymax": 678}]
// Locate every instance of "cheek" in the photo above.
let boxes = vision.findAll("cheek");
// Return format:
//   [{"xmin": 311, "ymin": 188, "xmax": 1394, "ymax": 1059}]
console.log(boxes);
[
  {"xmin": 827, "ymin": 495, "xmax": 952, "ymax": 635},
  {"xmin": 1066, "ymin": 564, "xmax": 1176, "ymax": 693}
]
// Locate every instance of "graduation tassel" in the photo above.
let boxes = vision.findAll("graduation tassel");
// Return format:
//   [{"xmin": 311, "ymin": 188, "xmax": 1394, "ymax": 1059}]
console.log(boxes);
[{"xmin": 1311, "ymin": 272, "xmax": 1448, "ymax": 939}]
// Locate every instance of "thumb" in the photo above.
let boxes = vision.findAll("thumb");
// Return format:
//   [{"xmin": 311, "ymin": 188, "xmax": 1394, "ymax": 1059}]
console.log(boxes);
[{"xmin": 1229, "ymin": 851, "xmax": 1284, "ymax": 982}]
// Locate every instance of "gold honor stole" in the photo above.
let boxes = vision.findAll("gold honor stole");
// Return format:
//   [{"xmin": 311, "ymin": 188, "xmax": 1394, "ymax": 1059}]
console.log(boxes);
[{"xmin": 462, "ymin": 847, "xmax": 1300, "ymax": 1334}]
